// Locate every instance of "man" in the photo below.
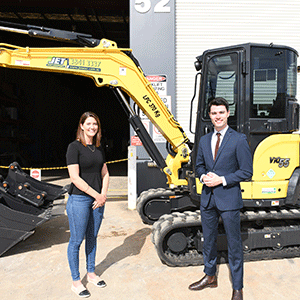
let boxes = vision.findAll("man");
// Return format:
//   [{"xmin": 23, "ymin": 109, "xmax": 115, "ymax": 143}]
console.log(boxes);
[{"xmin": 189, "ymin": 97, "xmax": 253, "ymax": 300}]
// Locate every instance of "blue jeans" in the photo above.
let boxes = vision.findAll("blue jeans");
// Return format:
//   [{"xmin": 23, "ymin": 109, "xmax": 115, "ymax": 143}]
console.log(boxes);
[{"xmin": 66, "ymin": 194, "xmax": 105, "ymax": 281}]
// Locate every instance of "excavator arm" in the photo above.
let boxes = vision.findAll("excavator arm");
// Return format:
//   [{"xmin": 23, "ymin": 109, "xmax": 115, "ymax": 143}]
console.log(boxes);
[{"xmin": 0, "ymin": 22, "xmax": 190, "ymax": 186}]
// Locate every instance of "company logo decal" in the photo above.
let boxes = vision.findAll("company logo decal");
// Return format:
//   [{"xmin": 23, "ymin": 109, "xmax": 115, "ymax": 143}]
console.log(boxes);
[
  {"xmin": 47, "ymin": 57, "xmax": 101, "ymax": 72},
  {"xmin": 262, "ymin": 187, "xmax": 276, "ymax": 194},
  {"xmin": 270, "ymin": 157, "xmax": 290, "ymax": 168}
]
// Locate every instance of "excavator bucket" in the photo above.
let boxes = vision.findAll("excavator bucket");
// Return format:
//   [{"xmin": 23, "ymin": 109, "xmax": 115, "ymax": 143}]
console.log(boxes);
[
  {"xmin": 0, "ymin": 202, "xmax": 46, "ymax": 256},
  {"xmin": 4, "ymin": 162, "xmax": 67, "ymax": 200},
  {"xmin": 0, "ymin": 162, "xmax": 68, "ymax": 256}
]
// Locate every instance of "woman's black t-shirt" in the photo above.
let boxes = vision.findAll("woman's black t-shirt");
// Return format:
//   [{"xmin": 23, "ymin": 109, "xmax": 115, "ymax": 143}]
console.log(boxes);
[{"xmin": 66, "ymin": 140, "xmax": 106, "ymax": 195}]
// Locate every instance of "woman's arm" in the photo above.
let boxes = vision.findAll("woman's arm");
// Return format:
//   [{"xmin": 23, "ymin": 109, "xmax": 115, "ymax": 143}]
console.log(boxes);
[
  {"xmin": 92, "ymin": 163, "xmax": 109, "ymax": 209},
  {"xmin": 67, "ymin": 163, "xmax": 108, "ymax": 209},
  {"xmin": 68, "ymin": 164, "xmax": 90, "ymax": 192},
  {"xmin": 100, "ymin": 163, "xmax": 109, "ymax": 196}
]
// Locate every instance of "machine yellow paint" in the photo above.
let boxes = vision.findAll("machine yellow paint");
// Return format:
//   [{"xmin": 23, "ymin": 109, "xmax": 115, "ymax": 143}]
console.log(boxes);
[
  {"xmin": 0, "ymin": 40, "xmax": 190, "ymax": 185},
  {"xmin": 1, "ymin": 23, "xmax": 300, "ymax": 265},
  {"xmin": 195, "ymin": 134, "xmax": 300, "ymax": 200},
  {"xmin": 252, "ymin": 133, "xmax": 300, "ymax": 181}
]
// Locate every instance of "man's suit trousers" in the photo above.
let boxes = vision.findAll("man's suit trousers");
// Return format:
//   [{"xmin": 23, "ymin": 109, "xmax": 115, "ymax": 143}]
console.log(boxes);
[{"xmin": 200, "ymin": 195, "xmax": 244, "ymax": 290}]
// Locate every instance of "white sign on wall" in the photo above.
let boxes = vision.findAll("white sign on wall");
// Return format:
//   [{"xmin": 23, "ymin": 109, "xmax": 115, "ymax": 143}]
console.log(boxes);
[
  {"xmin": 152, "ymin": 95, "xmax": 171, "ymax": 142},
  {"xmin": 146, "ymin": 74, "xmax": 167, "ymax": 95},
  {"xmin": 153, "ymin": 125, "xmax": 165, "ymax": 143}
]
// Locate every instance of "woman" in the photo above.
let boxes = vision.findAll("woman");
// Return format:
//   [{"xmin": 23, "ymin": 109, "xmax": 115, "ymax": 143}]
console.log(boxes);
[{"xmin": 66, "ymin": 111, "xmax": 109, "ymax": 298}]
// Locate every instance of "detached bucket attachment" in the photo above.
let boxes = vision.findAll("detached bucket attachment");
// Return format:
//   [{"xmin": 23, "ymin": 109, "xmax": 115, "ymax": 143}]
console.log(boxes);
[
  {"xmin": 0, "ymin": 202, "xmax": 48, "ymax": 256},
  {"xmin": 0, "ymin": 227, "xmax": 34, "ymax": 257},
  {"xmin": 0, "ymin": 162, "xmax": 68, "ymax": 256},
  {"xmin": 0, "ymin": 190, "xmax": 52, "ymax": 217},
  {"xmin": 5, "ymin": 162, "xmax": 68, "ymax": 200},
  {"xmin": 2, "ymin": 181, "xmax": 47, "ymax": 207}
]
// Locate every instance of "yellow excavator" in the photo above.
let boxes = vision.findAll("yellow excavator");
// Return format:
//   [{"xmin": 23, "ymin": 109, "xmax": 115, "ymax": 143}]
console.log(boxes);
[{"xmin": 1, "ymin": 21, "xmax": 300, "ymax": 266}]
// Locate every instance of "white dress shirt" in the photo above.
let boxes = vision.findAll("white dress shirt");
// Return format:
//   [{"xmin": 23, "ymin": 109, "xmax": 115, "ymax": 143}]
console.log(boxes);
[
  {"xmin": 200, "ymin": 126, "xmax": 229, "ymax": 186},
  {"xmin": 211, "ymin": 126, "xmax": 228, "ymax": 158}
]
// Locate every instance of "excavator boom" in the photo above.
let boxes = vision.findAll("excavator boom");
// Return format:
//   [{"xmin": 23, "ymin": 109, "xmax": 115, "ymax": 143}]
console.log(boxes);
[
  {"xmin": 0, "ymin": 20, "xmax": 99, "ymax": 46},
  {"xmin": 0, "ymin": 22, "xmax": 190, "ymax": 185}
]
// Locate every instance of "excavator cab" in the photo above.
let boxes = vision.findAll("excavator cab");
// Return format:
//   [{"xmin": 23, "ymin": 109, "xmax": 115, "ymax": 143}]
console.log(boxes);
[
  {"xmin": 151, "ymin": 44, "xmax": 300, "ymax": 268},
  {"xmin": 193, "ymin": 43, "xmax": 299, "ymax": 157}
]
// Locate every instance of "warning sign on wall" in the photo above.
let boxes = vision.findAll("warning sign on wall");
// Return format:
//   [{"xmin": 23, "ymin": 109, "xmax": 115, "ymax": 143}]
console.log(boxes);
[
  {"xmin": 160, "ymin": 95, "xmax": 171, "ymax": 112},
  {"xmin": 136, "ymin": 75, "xmax": 172, "ymax": 143},
  {"xmin": 153, "ymin": 96, "xmax": 171, "ymax": 143},
  {"xmin": 130, "ymin": 120, "xmax": 150, "ymax": 146},
  {"xmin": 146, "ymin": 75, "xmax": 167, "ymax": 96},
  {"xmin": 131, "ymin": 136, "xmax": 142, "ymax": 146},
  {"xmin": 153, "ymin": 125, "xmax": 165, "ymax": 143}
]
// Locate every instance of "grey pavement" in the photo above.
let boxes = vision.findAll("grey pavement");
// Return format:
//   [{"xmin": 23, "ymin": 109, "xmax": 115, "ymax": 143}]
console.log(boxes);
[{"xmin": 0, "ymin": 175, "xmax": 300, "ymax": 300}]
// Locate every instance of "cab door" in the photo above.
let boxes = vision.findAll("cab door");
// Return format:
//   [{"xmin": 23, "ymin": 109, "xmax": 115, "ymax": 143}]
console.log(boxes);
[
  {"xmin": 248, "ymin": 46, "xmax": 298, "ymax": 153},
  {"xmin": 193, "ymin": 48, "xmax": 245, "ymax": 162}
]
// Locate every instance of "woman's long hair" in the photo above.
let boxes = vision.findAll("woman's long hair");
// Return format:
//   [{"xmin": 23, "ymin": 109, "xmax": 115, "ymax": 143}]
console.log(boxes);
[{"xmin": 76, "ymin": 111, "xmax": 101, "ymax": 147}]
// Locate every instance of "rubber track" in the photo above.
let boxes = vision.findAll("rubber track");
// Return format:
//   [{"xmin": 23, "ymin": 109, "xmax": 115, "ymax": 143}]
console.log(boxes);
[
  {"xmin": 152, "ymin": 209, "xmax": 300, "ymax": 267},
  {"xmin": 136, "ymin": 188, "xmax": 175, "ymax": 224},
  {"xmin": 138, "ymin": 187, "xmax": 300, "ymax": 224}
]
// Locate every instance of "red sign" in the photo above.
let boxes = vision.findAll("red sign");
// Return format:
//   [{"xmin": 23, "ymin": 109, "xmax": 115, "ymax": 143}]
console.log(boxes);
[
  {"xmin": 131, "ymin": 135, "xmax": 142, "ymax": 146},
  {"xmin": 31, "ymin": 169, "xmax": 41, "ymax": 180},
  {"xmin": 32, "ymin": 170, "xmax": 39, "ymax": 178},
  {"xmin": 146, "ymin": 75, "xmax": 167, "ymax": 82}
]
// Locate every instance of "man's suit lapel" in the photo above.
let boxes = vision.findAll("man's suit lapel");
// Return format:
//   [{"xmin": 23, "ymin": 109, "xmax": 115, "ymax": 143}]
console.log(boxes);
[
  {"xmin": 214, "ymin": 127, "xmax": 232, "ymax": 164},
  {"xmin": 206, "ymin": 132, "xmax": 214, "ymax": 164}
]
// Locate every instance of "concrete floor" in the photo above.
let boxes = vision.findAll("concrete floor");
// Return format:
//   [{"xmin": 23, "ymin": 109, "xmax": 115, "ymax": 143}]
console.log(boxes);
[{"xmin": 1, "ymin": 175, "xmax": 300, "ymax": 300}]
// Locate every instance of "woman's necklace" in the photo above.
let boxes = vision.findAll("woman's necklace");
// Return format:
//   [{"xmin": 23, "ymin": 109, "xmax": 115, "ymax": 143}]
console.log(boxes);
[{"xmin": 87, "ymin": 145, "xmax": 95, "ymax": 152}]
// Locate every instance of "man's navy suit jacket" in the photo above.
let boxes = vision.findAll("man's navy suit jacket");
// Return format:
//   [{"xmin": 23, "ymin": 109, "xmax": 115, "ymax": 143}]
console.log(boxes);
[{"xmin": 195, "ymin": 127, "xmax": 253, "ymax": 211}]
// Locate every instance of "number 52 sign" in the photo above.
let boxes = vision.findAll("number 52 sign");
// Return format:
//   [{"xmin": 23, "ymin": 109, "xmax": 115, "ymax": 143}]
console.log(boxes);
[{"xmin": 134, "ymin": 0, "xmax": 171, "ymax": 13}]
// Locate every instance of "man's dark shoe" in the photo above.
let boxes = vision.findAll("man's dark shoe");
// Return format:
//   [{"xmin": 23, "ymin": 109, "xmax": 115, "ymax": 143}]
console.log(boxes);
[
  {"xmin": 188, "ymin": 274, "xmax": 217, "ymax": 291},
  {"xmin": 231, "ymin": 289, "xmax": 243, "ymax": 300}
]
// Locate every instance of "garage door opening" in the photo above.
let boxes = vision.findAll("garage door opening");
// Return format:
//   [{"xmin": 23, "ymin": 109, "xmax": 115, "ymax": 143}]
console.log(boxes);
[{"xmin": 0, "ymin": 68, "xmax": 129, "ymax": 177}]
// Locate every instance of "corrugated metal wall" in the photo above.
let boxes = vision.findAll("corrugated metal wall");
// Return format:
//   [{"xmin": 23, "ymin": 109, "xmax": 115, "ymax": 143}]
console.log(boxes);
[{"xmin": 176, "ymin": 0, "xmax": 300, "ymax": 141}]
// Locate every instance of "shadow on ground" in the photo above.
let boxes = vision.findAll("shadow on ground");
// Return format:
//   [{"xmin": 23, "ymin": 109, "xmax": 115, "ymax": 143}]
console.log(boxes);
[{"xmin": 81, "ymin": 227, "xmax": 151, "ymax": 283}]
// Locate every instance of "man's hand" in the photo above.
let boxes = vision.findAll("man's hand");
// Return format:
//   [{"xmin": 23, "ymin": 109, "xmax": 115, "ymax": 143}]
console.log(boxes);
[{"xmin": 203, "ymin": 172, "xmax": 223, "ymax": 187}]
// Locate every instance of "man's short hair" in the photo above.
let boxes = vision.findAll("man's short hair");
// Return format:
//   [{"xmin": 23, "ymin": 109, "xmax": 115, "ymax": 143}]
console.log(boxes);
[{"xmin": 208, "ymin": 97, "xmax": 229, "ymax": 112}]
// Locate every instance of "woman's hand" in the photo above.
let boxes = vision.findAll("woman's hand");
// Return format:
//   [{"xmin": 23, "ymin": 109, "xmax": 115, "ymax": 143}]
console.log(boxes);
[{"xmin": 92, "ymin": 193, "xmax": 107, "ymax": 210}]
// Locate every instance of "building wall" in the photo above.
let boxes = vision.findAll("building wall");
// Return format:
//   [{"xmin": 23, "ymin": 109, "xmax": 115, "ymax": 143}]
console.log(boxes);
[
  {"xmin": 176, "ymin": 0, "xmax": 300, "ymax": 141},
  {"xmin": 130, "ymin": 0, "xmax": 176, "ymax": 193},
  {"xmin": 129, "ymin": 0, "xmax": 300, "ymax": 192}
]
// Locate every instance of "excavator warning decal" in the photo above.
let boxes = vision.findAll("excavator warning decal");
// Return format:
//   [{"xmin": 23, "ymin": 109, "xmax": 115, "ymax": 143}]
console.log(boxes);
[
  {"xmin": 119, "ymin": 67, "xmax": 127, "ymax": 75},
  {"xmin": 46, "ymin": 57, "xmax": 101, "ymax": 72},
  {"xmin": 15, "ymin": 60, "xmax": 30, "ymax": 66},
  {"xmin": 267, "ymin": 169, "xmax": 275, "ymax": 179}
]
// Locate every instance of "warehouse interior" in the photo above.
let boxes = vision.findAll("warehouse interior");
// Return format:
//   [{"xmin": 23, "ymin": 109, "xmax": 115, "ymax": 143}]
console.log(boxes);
[{"xmin": 0, "ymin": 1, "xmax": 129, "ymax": 176}]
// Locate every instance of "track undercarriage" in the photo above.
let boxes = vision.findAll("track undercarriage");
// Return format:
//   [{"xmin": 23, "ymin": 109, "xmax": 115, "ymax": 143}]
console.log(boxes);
[{"xmin": 138, "ymin": 188, "xmax": 300, "ymax": 267}]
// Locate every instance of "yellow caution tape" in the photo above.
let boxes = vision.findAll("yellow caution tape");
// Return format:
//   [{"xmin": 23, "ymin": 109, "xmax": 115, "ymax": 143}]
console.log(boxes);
[
  {"xmin": 106, "ymin": 158, "xmax": 128, "ymax": 165},
  {"xmin": 0, "ymin": 158, "xmax": 128, "ymax": 170}
]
